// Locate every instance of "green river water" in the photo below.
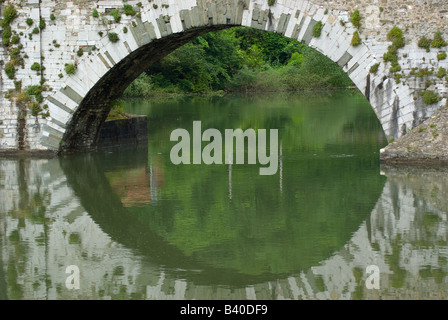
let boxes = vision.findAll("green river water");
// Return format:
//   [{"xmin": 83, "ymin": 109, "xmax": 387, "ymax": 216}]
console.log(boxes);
[{"xmin": 1, "ymin": 90, "xmax": 448, "ymax": 300}]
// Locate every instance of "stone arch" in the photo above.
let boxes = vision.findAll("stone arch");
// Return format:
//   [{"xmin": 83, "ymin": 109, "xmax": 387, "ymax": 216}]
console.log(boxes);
[{"xmin": 36, "ymin": 0, "xmax": 443, "ymax": 153}]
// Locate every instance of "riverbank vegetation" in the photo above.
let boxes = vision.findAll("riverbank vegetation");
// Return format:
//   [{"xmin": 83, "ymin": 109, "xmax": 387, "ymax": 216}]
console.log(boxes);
[{"xmin": 123, "ymin": 27, "xmax": 354, "ymax": 97}]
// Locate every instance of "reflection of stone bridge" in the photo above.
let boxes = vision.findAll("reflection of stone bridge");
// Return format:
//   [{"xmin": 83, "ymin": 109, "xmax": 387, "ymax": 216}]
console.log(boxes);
[
  {"xmin": 1, "ymin": 0, "xmax": 448, "ymax": 153},
  {"xmin": 1, "ymin": 154, "xmax": 448, "ymax": 299}
]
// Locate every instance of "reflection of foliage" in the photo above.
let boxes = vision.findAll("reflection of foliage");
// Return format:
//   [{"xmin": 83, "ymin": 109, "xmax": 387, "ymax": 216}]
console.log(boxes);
[{"xmin": 122, "ymin": 91, "xmax": 387, "ymax": 275}]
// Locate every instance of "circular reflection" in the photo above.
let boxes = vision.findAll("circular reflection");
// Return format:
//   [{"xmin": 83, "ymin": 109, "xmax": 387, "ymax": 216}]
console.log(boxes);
[{"xmin": 60, "ymin": 92, "xmax": 387, "ymax": 286}]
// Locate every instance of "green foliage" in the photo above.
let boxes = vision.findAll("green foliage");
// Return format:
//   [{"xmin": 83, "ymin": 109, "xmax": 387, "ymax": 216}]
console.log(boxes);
[
  {"xmin": 92, "ymin": 9, "xmax": 99, "ymax": 18},
  {"xmin": 39, "ymin": 18, "xmax": 46, "ymax": 30},
  {"xmin": 369, "ymin": 63, "xmax": 380, "ymax": 74},
  {"xmin": 387, "ymin": 27, "xmax": 405, "ymax": 50},
  {"xmin": 436, "ymin": 67, "xmax": 447, "ymax": 79},
  {"xmin": 351, "ymin": 31, "xmax": 361, "ymax": 46},
  {"xmin": 124, "ymin": 73, "xmax": 154, "ymax": 97},
  {"xmin": 383, "ymin": 51, "xmax": 398, "ymax": 63},
  {"xmin": 2, "ymin": 26, "xmax": 11, "ymax": 46},
  {"xmin": 10, "ymin": 34, "xmax": 19, "ymax": 44},
  {"xmin": 129, "ymin": 27, "xmax": 353, "ymax": 95},
  {"xmin": 110, "ymin": 9, "xmax": 121, "ymax": 22},
  {"xmin": 123, "ymin": 4, "xmax": 136, "ymax": 16},
  {"xmin": 32, "ymin": 27, "xmax": 39, "ymax": 34},
  {"xmin": 389, "ymin": 63, "xmax": 401, "ymax": 73},
  {"xmin": 312, "ymin": 21, "xmax": 323, "ymax": 38},
  {"xmin": 65, "ymin": 63, "xmax": 76, "ymax": 74},
  {"xmin": 387, "ymin": 27, "xmax": 403, "ymax": 42},
  {"xmin": 268, "ymin": 0, "xmax": 276, "ymax": 5},
  {"xmin": 5, "ymin": 61, "xmax": 15, "ymax": 79},
  {"xmin": 420, "ymin": 90, "xmax": 439, "ymax": 105},
  {"xmin": 394, "ymin": 72, "xmax": 403, "ymax": 83},
  {"xmin": 9, "ymin": 47, "xmax": 20, "ymax": 59},
  {"xmin": 77, "ymin": 48, "xmax": 84, "ymax": 57},
  {"xmin": 351, "ymin": 10, "xmax": 361, "ymax": 29},
  {"xmin": 50, "ymin": 14, "xmax": 56, "ymax": 21},
  {"xmin": 1, "ymin": 4, "xmax": 17, "ymax": 27},
  {"xmin": 431, "ymin": 31, "xmax": 447, "ymax": 48},
  {"xmin": 412, "ymin": 67, "xmax": 433, "ymax": 78},
  {"xmin": 418, "ymin": 36, "xmax": 431, "ymax": 52},
  {"xmin": 108, "ymin": 32, "xmax": 119, "ymax": 43},
  {"xmin": 384, "ymin": 26, "xmax": 405, "ymax": 73},
  {"xmin": 26, "ymin": 18, "xmax": 33, "ymax": 26},
  {"xmin": 107, "ymin": 100, "xmax": 127, "ymax": 120},
  {"xmin": 437, "ymin": 51, "xmax": 447, "ymax": 61},
  {"xmin": 30, "ymin": 62, "xmax": 43, "ymax": 72},
  {"xmin": 27, "ymin": 85, "xmax": 44, "ymax": 103}
]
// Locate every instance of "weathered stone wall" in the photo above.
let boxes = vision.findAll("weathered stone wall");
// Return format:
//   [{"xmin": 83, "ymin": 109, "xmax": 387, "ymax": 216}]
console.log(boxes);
[{"xmin": 1, "ymin": 0, "xmax": 448, "ymax": 153}]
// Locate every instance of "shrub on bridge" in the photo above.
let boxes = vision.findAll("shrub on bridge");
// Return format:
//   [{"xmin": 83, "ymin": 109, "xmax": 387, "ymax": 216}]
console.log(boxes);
[
  {"xmin": 123, "ymin": 4, "xmax": 136, "ymax": 16},
  {"xmin": 4, "ymin": 61, "xmax": 16, "ymax": 79},
  {"xmin": 420, "ymin": 90, "xmax": 439, "ymax": 105},
  {"xmin": 1, "ymin": 4, "xmax": 17, "ymax": 27},
  {"xmin": 384, "ymin": 26, "xmax": 405, "ymax": 74},
  {"xmin": 110, "ymin": 9, "xmax": 121, "ymax": 22},
  {"xmin": 350, "ymin": 10, "xmax": 361, "ymax": 29},
  {"xmin": 312, "ymin": 21, "xmax": 323, "ymax": 38},
  {"xmin": 2, "ymin": 26, "xmax": 11, "ymax": 46},
  {"xmin": 369, "ymin": 63, "xmax": 380, "ymax": 74},
  {"xmin": 65, "ymin": 63, "xmax": 76, "ymax": 75},
  {"xmin": 108, "ymin": 32, "xmax": 119, "ymax": 43},
  {"xmin": 437, "ymin": 52, "xmax": 447, "ymax": 61},
  {"xmin": 418, "ymin": 36, "xmax": 431, "ymax": 52},
  {"xmin": 351, "ymin": 31, "xmax": 361, "ymax": 46},
  {"xmin": 431, "ymin": 31, "xmax": 447, "ymax": 48}
]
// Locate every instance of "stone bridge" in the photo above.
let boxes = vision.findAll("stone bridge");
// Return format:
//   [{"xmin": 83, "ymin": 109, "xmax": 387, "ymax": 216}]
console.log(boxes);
[{"xmin": 1, "ymin": 0, "xmax": 447, "ymax": 153}]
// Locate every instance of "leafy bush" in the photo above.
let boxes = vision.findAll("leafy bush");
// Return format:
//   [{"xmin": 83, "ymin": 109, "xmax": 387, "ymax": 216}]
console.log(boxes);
[
  {"xmin": 2, "ymin": 26, "xmax": 11, "ymax": 45},
  {"xmin": 92, "ymin": 9, "xmax": 99, "ymax": 18},
  {"xmin": 312, "ymin": 21, "xmax": 323, "ymax": 38},
  {"xmin": 351, "ymin": 31, "xmax": 361, "ymax": 46},
  {"xmin": 383, "ymin": 26, "xmax": 405, "ymax": 73},
  {"xmin": 31, "ymin": 62, "xmax": 42, "ymax": 71},
  {"xmin": 39, "ymin": 18, "xmax": 46, "ymax": 30},
  {"xmin": 431, "ymin": 31, "xmax": 447, "ymax": 48},
  {"xmin": 2, "ymin": 4, "xmax": 17, "ymax": 27},
  {"xmin": 351, "ymin": 10, "xmax": 361, "ymax": 29},
  {"xmin": 4, "ymin": 61, "xmax": 15, "ymax": 79},
  {"xmin": 437, "ymin": 51, "xmax": 447, "ymax": 61},
  {"xmin": 123, "ymin": 4, "xmax": 136, "ymax": 16},
  {"xmin": 420, "ymin": 90, "xmax": 439, "ymax": 105},
  {"xmin": 418, "ymin": 36, "xmax": 431, "ymax": 52},
  {"xmin": 108, "ymin": 32, "xmax": 119, "ymax": 43},
  {"xmin": 65, "ymin": 63, "xmax": 76, "ymax": 74},
  {"xmin": 110, "ymin": 9, "xmax": 121, "ymax": 22},
  {"xmin": 436, "ymin": 67, "xmax": 447, "ymax": 79},
  {"xmin": 369, "ymin": 63, "xmax": 380, "ymax": 74}
]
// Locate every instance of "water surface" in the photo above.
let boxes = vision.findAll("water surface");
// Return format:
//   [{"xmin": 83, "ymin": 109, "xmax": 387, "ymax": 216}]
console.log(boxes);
[{"xmin": 1, "ymin": 91, "xmax": 448, "ymax": 300}]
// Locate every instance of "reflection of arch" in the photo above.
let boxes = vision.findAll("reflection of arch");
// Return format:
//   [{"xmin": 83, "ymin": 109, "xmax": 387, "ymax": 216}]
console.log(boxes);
[
  {"xmin": 60, "ymin": 145, "xmax": 385, "ymax": 286},
  {"xmin": 40, "ymin": 0, "xmax": 428, "ymax": 153}
]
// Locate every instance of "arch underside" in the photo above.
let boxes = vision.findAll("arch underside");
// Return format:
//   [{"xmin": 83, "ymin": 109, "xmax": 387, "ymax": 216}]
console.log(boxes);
[{"xmin": 60, "ymin": 25, "xmax": 231, "ymax": 153}]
